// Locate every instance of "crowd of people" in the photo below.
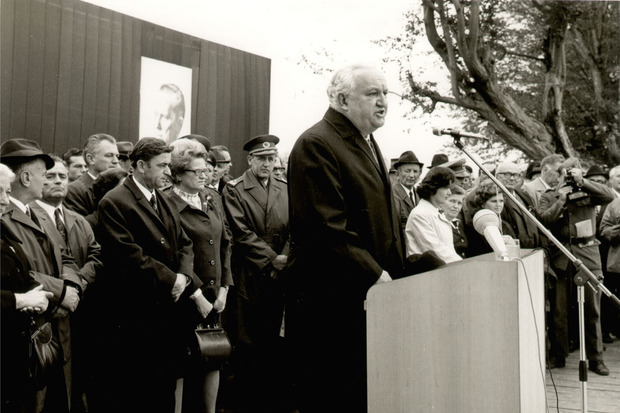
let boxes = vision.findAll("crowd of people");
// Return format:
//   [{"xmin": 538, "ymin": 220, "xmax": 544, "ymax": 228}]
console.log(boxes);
[{"xmin": 2, "ymin": 63, "xmax": 619, "ymax": 413}]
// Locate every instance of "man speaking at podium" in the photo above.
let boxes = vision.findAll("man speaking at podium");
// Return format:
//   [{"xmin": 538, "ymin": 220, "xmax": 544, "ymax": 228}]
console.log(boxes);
[{"xmin": 285, "ymin": 64, "xmax": 404, "ymax": 412}]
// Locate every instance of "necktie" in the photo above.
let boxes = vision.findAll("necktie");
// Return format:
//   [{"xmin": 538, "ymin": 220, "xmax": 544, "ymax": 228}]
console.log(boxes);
[
  {"xmin": 452, "ymin": 219, "xmax": 459, "ymax": 230},
  {"xmin": 409, "ymin": 190, "xmax": 415, "ymax": 206},
  {"xmin": 150, "ymin": 193, "xmax": 159, "ymax": 215},
  {"xmin": 365, "ymin": 137, "xmax": 379, "ymax": 165},
  {"xmin": 55, "ymin": 208, "xmax": 68, "ymax": 245}
]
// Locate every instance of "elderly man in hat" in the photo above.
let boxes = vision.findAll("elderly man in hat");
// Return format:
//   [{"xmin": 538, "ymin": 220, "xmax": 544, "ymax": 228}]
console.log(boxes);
[
  {"xmin": 116, "ymin": 141, "xmax": 134, "ymax": 173},
  {"xmin": 221, "ymin": 134, "xmax": 290, "ymax": 412},
  {"xmin": 392, "ymin": 151, "xmax": 423, "ymax": 239},
  {"xmin": 1, "ymin": 139, "xmax": 82, "ymax": 412}
]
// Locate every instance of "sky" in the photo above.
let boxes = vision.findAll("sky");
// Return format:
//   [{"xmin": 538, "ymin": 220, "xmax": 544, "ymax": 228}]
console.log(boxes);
[{"xmin": 83, "ymin": 0, "xmax": 456, "ymax": 166}]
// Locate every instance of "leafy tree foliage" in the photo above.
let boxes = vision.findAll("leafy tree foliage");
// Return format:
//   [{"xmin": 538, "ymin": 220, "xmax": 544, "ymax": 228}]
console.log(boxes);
[{"xmin": 382, "ymin": 0, "xmax": 619, "ymax": 167}]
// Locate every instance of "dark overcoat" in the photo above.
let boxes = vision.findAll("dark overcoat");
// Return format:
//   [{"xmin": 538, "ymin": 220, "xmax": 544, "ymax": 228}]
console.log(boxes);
[
  {"xmin": 222, "ymin": 169, "xmax": 289, "ymax": 343},
  {"xmin": 94, "ymin": 176, "xmax": 200, "ymax": 411},
  {"xmin": 284, "ymin": 107, "xmax": 404, "ymax": 412},
  {"xmin": 2, "ymin": 202, "xmax": 82, "ymax": 406}
]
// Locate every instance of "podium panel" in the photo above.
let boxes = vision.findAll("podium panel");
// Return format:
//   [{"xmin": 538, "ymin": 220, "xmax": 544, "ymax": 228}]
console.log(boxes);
[{"xmin": 367, "ymin": 250, "xmax": 546, "ymax": 412}]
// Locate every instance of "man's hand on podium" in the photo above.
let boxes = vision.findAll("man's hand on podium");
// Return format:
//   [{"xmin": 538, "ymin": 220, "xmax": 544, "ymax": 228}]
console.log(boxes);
[{"xmin": 375, "ymin": 270, "xmax": 392, "ymax": 285}]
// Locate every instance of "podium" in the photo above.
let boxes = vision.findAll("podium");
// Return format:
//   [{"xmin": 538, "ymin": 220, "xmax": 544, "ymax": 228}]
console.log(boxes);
[{"xmin": 366, "ymin": 250, "xmax": 546, "ymax": 412}]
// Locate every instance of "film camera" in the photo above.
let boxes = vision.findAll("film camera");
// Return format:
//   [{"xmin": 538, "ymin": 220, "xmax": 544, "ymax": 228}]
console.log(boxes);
[{"xmin": 562, "ymin": 169, "xmax": 589, "ymax": 202}]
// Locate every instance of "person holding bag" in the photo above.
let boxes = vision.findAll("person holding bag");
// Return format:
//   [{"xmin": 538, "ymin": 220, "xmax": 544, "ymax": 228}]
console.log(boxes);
[{"xmin": 166, "ymin": 138, "xmax": 233, "ymax": 413}]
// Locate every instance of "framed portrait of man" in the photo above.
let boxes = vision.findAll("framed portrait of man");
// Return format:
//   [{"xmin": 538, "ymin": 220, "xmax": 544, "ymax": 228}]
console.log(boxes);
[{"xmin": 139, "ymin": 57, "xmax": 192, "ymax": 144}]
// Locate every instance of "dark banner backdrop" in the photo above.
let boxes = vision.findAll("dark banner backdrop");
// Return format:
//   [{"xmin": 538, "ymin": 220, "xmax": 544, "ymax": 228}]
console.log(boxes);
[{"xmin": 1, "ymin": 0, "xmax": 271, "ymax": 178}]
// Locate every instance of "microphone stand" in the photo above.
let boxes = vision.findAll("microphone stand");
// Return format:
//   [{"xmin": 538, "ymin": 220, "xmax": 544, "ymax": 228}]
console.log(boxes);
[{"xmin": 450, "ymin": 135, "xmax": 620, "ymax": 413}]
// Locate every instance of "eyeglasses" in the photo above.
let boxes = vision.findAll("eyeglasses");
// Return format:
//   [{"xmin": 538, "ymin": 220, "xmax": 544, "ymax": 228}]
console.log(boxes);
[
  {"xmin": 273, "ymin": 167, "xmax": 285, "ymax": 172},
  {"xmin": 498, "ymin": 172, "xmax": 520, "ymax": 179},
  {"xmin": 185, "ymin": 169, "xmax": 209, "ymax": 177}
]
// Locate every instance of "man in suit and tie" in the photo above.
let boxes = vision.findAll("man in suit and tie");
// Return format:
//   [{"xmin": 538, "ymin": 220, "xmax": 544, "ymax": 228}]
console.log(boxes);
[
  {"xmin": 64, "ymin": 133, "xmax": 119, "ymax": 216},
  {"xmin": 285, "ymin": 64, "xmax": 404, "ymax": 412},
  {"xmin": 95, "ymin": 138, "xmax": 204, "ymax": 412},
  {"xmin": 0, "ymin": 139, "xmax": 82, "ymax": 412},
  {"xmin": 392, "ymin": 150, "xmax": 423, "ymax": 236},
  {"xmin": 30, "ymin": 154, "xmax": 103, "ymax": 412}
]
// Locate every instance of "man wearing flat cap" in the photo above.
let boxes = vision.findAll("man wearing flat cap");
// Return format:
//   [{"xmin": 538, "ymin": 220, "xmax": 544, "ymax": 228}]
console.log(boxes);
[
  {"xmin": 221, "ymin": 134, "xmax": 290, "ymax": 411},
  {"xmin": 392, "ymin": 151, "xmax": 423, "ymax": 242},
  {"xmin": 1, "ymin": 139, "xmax": 82, "ymax": 412},
  {"xmin": 116, "ymin": 141, "xmax": 134, "ymax": 173}
]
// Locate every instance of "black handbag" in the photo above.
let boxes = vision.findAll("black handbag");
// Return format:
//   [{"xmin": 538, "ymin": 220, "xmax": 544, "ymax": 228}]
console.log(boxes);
[
  {"xmin": 194, "ymin": 313, "xmax": 231, "ymax": 367},
  {"xmin": 29, "ymin": 319, "xmax": 60, "ymax": 389}
]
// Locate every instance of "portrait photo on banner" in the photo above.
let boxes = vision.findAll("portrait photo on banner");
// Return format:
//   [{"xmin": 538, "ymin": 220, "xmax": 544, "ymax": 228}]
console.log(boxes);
[{"xmin": 139, "ymin": 57, "xmax": 192, "ymax": 144}]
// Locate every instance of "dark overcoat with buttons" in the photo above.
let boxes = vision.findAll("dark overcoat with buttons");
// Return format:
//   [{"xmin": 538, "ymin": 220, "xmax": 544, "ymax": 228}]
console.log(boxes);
[
  {"xmin": 284, "ymin": 107, "xmax": 405, "ymax": 412},
  {"xmin": 222, "ymin": 169, "xmax": 289, "ymax": 344},
  {"xmin": 95, "ymin": 176, "xmax": 201, "ymax": 410},
  {"xmin": 164, "ymin": 188, "xmax": 233, "ymax": 302}
]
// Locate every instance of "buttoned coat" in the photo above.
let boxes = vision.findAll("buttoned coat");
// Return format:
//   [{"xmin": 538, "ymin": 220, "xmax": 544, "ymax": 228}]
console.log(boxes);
[
  {"xmin": 95, "ymin": 176, "xmax": 201, "ymax": 410},
  {"xmin": 164, "ymin": 188, "xmax": 233, "ymax": 301},
  {"xmin": 2, "ymin": 201, "xmax": 82, "ymax": 404},
  {"xmin": 96, "ymin": 176, "xmax": 199, "ymax": 319},
  {"xmin": 222, "ymin": 170, "xmax": 289, "ymax": 343},
  {"xmin": 286, "ymin": 108, "xmax": 404, "ymax": 300},
  {"xmin": 285, "ymin": 107, "xmax": 404, "ymax": 412},
  {"xmin": 64, "ymin": 173, "xmax": 96, "ymax": 216}
]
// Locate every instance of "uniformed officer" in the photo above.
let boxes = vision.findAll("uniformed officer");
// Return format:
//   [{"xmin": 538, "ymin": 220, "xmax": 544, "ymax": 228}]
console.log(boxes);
[{"xmin": 221, "ymin": 134, "xmax": 290, "ymax": 411}]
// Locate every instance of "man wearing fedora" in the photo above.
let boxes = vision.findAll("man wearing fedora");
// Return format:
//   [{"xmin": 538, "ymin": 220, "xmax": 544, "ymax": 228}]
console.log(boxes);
[
  {"xmin": 392, "ymin": 151, "xmax": 423, "ymax": 242},
  {"xmin": 1, "ymin": 138, "xmax": 83, "ymax": 412},
  {"xmin": 221, "ymin": 134, "xmax": 290, "ymax": 412}
]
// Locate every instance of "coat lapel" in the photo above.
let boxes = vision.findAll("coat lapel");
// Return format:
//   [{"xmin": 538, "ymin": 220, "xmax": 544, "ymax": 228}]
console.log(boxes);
[{"xmin": 244, "ymin": 171, "xmax": 269, "ymax": 212}]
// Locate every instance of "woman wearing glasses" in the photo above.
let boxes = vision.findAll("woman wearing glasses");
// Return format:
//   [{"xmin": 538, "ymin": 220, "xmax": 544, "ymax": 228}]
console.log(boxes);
[{"xmin": 166, "ymin": 139, "xmax": 233, "ymax": 413}]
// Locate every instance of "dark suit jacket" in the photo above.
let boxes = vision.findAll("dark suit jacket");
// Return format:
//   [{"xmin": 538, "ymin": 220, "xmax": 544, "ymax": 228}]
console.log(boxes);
[
  {"xmin": 64, "ymin": 173, "xmax": 96, "ymax": 216},
  {"xmin": 501, "ymin": 188, "xmax": 546, "ymax": 249},
  {"xmin": 392, "ymin": 182, "xmax": 418, "ymax": 232},
  {"xmin": 96, "ymin": 176, "xmax": 200, "ymax": 321},
  {"xmin": 286, "ymin": 107, "xmax": 404, "ymax": 303}
]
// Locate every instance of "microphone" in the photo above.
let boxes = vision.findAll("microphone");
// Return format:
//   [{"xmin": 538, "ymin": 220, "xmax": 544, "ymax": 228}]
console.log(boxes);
[
  {"xmin": 472, "ymin": 209, "xmax": 509, "ymax": 261},
  {"xmin": 432, "ymin": 127, "xmax": 489, "ymax": 140}
]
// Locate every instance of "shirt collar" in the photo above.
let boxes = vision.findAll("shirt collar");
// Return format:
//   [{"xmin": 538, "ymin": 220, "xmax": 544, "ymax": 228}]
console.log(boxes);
[
  {"xmin": 133, "ymin": 176, "xmax": 155, "ymax": 201},
  {"xmin": 35, "ymin": 200, "xmax": 60, "ymax": 221},
  {"xmin": 87, "ymin": 171, "xmax": 98, "ymax": 180},
  {"xmin": 400, "ymin": 183, "xmax": 414, "ymax": 195},
  {"xmin": 9, "ymin": 196, "xmax": 27, "ymax": 214}
]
